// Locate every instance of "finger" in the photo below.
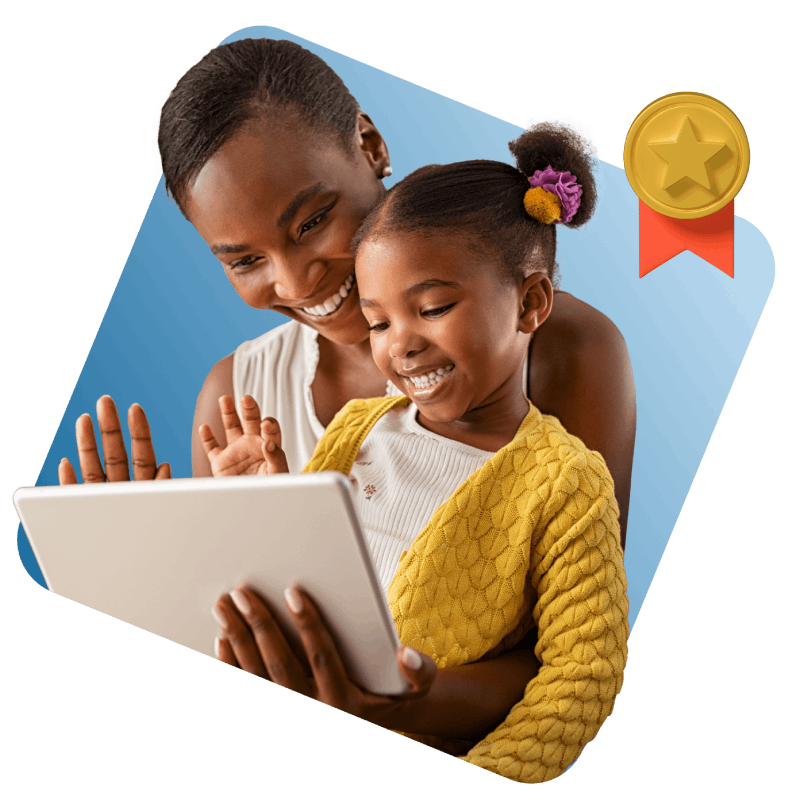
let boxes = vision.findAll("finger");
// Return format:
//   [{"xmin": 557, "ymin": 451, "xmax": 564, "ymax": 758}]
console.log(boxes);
[
  {"xmin": 96, "ymin": 395, "xmax": 130, "ymax": 482},
  {"xmin": 260, "ymin": 439, "xmax": 290, "ymax": 475},
  {"xmin": 198, "ymin": 424, "xmax": 222, "ymax": 463},
  {"xmin": 58, "ymin": 458, "xmax": 77, "ymax": 486},
  {"xmin": 260, "ymin": 417, "xmax": 282, "ymax": 451},
  {"xmin": 229, "ymin": 587, "xmax": 312, "ymax": 692},
  {"xmin": 76, "ymin": 413, "xmax": 106, "ymax": 483},
  {"xmin": 284, "ymin": 585, "xmax": 350, "ymax": 706},
  {"xmin": 218, "ymin": 395, "xmax": 244, "ymax": 445},
  {"xmin": 239, "ymin": 395, "xmax": 262, "ymax": 437},
  {"xmin": 129, "ymin": 403, "xmax": 158, "ymax": 481},
  {"xmin": 212, "ymin": 595, "xmax": 269, "ymax": 680},
  {"xmin": 154, "ymin": 462, "xmax": 172, "ymax": 480},
  {"xmin": 214, "ymin": 636, "xmax": 239, "ymax": 668},
  {"xmin": 395, "ymin": 647, "xmax": 437, "ymax": 700}
]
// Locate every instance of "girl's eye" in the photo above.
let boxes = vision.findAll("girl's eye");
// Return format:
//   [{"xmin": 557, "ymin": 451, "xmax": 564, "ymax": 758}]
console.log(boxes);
[
  {"xmin": 368, "ymin": 321, "xmax": 389, "ymax": 333},
  {"xmin": 422, "ymin": 303, "xmax": 455, "ymax": 318},
  {"xmin": 299, "ymin": 207, "xmax": 331, "ymax": 237}
]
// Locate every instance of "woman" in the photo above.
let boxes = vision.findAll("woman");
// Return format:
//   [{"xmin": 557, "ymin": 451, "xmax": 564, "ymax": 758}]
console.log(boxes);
[{"xmin": 59, "ymin": 38, "xmax": 635, "ymax": 774}]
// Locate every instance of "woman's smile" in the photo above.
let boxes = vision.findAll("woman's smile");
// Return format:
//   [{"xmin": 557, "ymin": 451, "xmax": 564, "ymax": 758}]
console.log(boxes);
[{"xmin": 298, "ymin": 272, "xmax": 356, "ymax": 318}]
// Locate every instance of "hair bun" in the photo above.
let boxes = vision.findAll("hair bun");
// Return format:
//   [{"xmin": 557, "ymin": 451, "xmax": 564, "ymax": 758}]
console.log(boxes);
[{"xmin": 509, "ymin": 123, "xmax": 597, "ymax": 228}]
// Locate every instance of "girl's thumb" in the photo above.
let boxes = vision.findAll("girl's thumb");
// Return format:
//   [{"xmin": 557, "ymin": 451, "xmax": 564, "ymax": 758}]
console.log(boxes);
[{"xmin": 261, "ymin": 439, "xmax": 290, "ymax": 474}]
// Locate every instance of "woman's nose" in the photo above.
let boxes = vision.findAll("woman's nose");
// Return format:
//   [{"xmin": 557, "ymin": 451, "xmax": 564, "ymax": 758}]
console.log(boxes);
[{"xmin": 271, "ymin": 253, "xmax": 325, "ymax": 300}]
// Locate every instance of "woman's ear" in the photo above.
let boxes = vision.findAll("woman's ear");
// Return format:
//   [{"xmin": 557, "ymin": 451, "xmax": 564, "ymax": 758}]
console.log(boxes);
[
  {"xmin": 519, "ymin": 273, "xmax": 553, "ymax": 334},
  {"xmin": 355, "ymin": 112, "xmax": 390, "ymax": 178}
]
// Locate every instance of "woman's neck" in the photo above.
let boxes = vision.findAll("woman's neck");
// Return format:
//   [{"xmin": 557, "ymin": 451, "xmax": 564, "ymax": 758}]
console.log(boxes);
[{"xmin": 312, "ymin": 334, "xmax": 388, "ymax": 427}]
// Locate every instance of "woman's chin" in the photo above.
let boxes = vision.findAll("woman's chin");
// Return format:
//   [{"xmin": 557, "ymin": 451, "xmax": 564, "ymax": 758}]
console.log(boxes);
[{"xmin": 302, "ymin": 305, "xmax": 371, "ymax": 346}]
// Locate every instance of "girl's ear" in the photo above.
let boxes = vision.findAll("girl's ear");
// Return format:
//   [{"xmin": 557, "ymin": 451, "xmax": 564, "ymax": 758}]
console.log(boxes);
[
  {"xmin": 519, "ymin": 273, "xmax": 553, "ymax": 334},
  {"xmin": 355, "ymin": 112, "xmax": 391, "ymax": 178}
]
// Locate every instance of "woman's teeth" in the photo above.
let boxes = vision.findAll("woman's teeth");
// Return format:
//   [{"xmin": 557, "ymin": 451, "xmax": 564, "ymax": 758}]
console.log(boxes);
[
  {"xmin": 409, "ymin": 365, "xmax": 454, "ymax": 389},
  {"xmin": 303, "ymin": 274, "xmax": 355, "ymax": 317}
]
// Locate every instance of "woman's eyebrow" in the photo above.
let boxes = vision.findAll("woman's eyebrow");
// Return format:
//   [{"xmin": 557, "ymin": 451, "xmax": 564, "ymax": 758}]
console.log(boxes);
[
  {"xmin": 277, "ymin": 182, "xmax": 327, "ymax": 227},
  {"xmin": 209, "ymin": 183, "xmax": 329, "ymax": 255}
]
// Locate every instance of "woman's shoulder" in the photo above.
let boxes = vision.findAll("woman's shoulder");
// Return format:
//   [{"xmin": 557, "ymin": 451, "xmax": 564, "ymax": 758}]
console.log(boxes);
[{"xmin": 531, "ymin": 291, "xmax": 628, "ymax": 364}]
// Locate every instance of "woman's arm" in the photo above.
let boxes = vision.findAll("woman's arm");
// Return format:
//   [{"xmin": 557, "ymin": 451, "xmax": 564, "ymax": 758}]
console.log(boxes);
[
  {"xmin": 528, "ymin": 291, "xmax": 636, "ymax": 547},
  {"xmin": 191, "ymin": 354, "xmax": 235, "ymax": 477}
]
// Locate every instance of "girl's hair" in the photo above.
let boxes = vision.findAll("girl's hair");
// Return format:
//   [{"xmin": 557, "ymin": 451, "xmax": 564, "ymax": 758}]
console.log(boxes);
[
  {"xmin": 159, "ymin": 38, "xmax": 360, "ymax": 212},
  {"xmin": 352, "ymin": 123, "xmax": 597, "ymax": 283}
]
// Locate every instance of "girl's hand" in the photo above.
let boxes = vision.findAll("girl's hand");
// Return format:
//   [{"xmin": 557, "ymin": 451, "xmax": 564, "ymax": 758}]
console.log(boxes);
[
  {"xmin": 58, "ymin": 395, "xmax": 171, "ymax": 484},
  {"xmin": 198, "ymin": 395, "xmax": 289, "ymax": 477},
  {"xmin": 212, "ymin": 585, "xmax": 436, "ymax": 729}
]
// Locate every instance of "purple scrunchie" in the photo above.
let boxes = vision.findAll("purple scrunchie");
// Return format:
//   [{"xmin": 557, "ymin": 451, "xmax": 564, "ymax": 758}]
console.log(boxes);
[{"xmin": 528, "ymin": 166, "xmax": 583, "ymax": 224}]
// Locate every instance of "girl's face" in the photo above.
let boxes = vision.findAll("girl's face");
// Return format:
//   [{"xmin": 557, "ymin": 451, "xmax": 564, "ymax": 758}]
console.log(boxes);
[
  {"xmin": 183, "ymin": 115, "xmax": 388, "ymax": 346},
  {"xmin": 356, "ymin": 231, "xmax": 549, "ymax": 431}
]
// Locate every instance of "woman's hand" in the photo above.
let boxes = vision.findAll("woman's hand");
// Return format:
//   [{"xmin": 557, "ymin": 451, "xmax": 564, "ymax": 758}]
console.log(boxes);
[
  {"xmin": 212, "ymin": 585, "xmax": 436, "ymax": 729},
  {"xmin": 199, "ymin": 395, "xmax": 289, "ymax": 477},
  {"xmin": 58, "ymin": 395, "xmax": 171, "ymax": 484}
]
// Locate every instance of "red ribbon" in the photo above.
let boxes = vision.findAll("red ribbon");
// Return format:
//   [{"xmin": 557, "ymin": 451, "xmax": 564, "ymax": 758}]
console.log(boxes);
[{"xmin": 639, "ymin": 200, "xmax": 734, "ymax": 278}]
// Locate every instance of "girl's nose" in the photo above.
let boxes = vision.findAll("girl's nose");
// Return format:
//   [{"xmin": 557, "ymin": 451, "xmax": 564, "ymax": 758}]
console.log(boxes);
[
  {"xmin": 271, "ymin": 254, "xmax": 326, "ymax": 300},
  {"xmin": 389, "ymin": 326, "xmax": 426, "ymax": 360}
]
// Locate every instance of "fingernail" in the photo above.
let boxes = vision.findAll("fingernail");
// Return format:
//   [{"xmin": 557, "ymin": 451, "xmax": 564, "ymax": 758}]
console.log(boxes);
[
  {"xmin": 214, "ymin": 636, "xmax": 222, "ymax": 658},
  {"xmin": 267, "ymin": 441, "xmax": 276, "ymax": 452},
  {"xmin": 230, "ymin": 589, "xmax": 251, "ymax": 616},
  {"xmin": 211, "ymin": 604, "xmax": 228, "ymax": 629},
  {"xmin": 402, "ymin": 647, "xmax": 422, "ymax": 670},
  {"xmin": 284, "ymin": 587, "xmax": 303, "ymax": 614}
]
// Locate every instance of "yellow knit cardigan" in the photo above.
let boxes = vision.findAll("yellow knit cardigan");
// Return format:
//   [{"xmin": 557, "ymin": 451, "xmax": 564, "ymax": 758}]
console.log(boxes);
[{"xmin": 303, "ymin": 396, "xmax": 628, "ymax": 783}]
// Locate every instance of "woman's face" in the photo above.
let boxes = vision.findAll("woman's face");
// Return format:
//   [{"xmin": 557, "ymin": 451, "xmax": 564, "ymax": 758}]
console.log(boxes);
[{"xmin": 183, "ymin": 116, "xmax": 387, "ymax": 346}]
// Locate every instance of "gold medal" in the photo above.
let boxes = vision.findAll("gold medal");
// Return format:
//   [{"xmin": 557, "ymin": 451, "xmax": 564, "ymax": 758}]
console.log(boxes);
[{"xmin": 624, "ymin": 92, "xmax": 749, "ymax": 220}]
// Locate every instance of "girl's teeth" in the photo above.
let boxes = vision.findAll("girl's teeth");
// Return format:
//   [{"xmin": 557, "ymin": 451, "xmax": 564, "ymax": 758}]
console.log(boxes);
[
  {"xmin": 409, "ymin": 365, "xmax": 454, "ymax": 389},
  {"xmin": 304, "ymin": 274, "xmax": 355, "ymax": 317}
]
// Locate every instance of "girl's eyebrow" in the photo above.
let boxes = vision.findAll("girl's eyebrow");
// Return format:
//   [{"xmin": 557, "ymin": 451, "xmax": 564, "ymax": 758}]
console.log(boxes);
[{"xmin": 360, "ymin": 279, "xmax": 460, "ymax": 308}]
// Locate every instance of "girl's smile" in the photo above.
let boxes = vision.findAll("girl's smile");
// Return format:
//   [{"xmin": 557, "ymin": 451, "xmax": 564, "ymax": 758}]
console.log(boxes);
[{"xmin": 356, "ymin": 232, "xmax": 550, "ymax": 450}]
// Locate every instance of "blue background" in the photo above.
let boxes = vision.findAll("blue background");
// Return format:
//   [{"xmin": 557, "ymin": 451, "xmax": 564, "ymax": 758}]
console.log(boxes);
[{"xmin": 17, "ymin": 26, "xmax": 774, "ymax": 630}]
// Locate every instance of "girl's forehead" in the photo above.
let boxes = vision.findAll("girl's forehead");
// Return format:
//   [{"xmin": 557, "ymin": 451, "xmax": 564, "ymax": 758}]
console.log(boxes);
[{"xmin": 356, "ymin": 231, "xmax": 502, "ymax": 292}]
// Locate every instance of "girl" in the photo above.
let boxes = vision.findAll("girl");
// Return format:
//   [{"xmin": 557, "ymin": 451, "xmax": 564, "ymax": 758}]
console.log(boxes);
[{"xmin": 202, "ymin": 125, "xmax": 628, "ymax": 784}]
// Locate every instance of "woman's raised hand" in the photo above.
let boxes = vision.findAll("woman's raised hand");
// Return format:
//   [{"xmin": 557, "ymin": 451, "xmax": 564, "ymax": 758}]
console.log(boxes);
[
  {"xmin": 198, "ymin": 395, "xmax": 289, "ymax": 477},
  {"xmin": 213, "ymin": 585, "xmax": 436, "ymax": 729},
  {"xmin": 58, "ymin": 396, "xmax": 171, "ymax": 484}
]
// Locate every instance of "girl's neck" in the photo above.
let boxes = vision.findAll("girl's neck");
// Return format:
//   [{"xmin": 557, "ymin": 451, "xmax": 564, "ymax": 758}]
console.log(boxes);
[{"xmin": 415, "ymin": 366, "xmax": 531, "ymax": 452}]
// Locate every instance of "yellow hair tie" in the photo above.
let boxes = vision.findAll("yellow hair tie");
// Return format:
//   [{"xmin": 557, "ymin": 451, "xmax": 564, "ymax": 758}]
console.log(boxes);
[{"xmin": 523, "ymin": 186, "xmax": 562, "ymax": 224}]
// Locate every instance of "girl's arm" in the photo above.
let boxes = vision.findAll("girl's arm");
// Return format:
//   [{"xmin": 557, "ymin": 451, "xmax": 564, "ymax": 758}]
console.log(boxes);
[{"xmin": 528, "ymin": 291, "xmax": 636, "ymax": 547}]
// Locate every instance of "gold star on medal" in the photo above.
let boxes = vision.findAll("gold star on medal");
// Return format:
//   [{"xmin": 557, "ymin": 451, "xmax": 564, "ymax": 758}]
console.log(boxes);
[{"xmin": 649, "ymin": 117, "xmax": 724, "ymax": 191}]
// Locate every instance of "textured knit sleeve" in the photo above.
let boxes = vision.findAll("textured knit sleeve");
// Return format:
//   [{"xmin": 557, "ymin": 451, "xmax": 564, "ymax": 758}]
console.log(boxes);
[{"xmin": 461, "ymin": 450, "xmax": 629, "ymax": 783}]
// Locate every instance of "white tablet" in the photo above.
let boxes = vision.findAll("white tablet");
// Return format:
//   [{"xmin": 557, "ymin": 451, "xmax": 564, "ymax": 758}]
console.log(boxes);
[{"xmin": 14, "ymin": 472, "xmax": 407, "ymax": 695}]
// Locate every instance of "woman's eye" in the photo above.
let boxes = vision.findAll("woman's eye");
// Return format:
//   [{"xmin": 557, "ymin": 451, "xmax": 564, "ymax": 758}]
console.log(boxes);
[
  {"xmin": 230, "ymin": 255, "xmax": 260, "ymax": 270},
  {"xmin": 299, "ymin": 208, "xmax": 331, "ymax": 237},
  {"xmin": 422, "ymin": 303, "xmax": 455, "ymax": 318}
]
